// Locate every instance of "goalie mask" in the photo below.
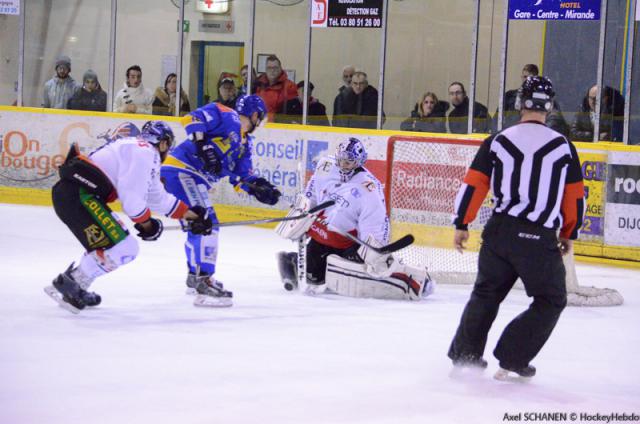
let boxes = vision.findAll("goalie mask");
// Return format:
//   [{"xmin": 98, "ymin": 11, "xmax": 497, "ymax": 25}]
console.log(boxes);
[
  {"xmin": 335, "ymin": 137, "xmax": 367, "ymax": 182},
  {"xmin": 515, "ymin": 75, "xmax": 555, "ymax": 112}
]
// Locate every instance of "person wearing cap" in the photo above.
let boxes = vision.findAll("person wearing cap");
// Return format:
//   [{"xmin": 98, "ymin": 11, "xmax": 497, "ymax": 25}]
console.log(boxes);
[
  {"xmin": 67, "ymin": 70, "xmax": 107, "ymax": 112},
  {"xmin": 43, "ymin": 55, "xmax": 79, "ymax": 109},
  {"xmin": 152, "ymin": 73, "xmax": 191, "ymax": 116},
  {"xmin": 282, "ymin": 81, "xmax": 329, "ymax": 126},
  {"xmin": 215, "ymin": 75, "xmax": 237, "ymax": 109}
]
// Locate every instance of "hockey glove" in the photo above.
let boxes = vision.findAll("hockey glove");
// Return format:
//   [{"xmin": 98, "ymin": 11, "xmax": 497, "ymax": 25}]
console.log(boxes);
[
  {"xmin": 188, "ymin": 206, "xmax": 213, "ymax": 235},
  {"xmin": 134, "ymin": 217, "xmax": 163, "ymax": 241},
  {"xmin": 247, "ymin": 177, "xmax": 282, "ymax": 205},
  {"xmin": 195, "ymin": 140, "xmax": 222, "ymax": 175}
]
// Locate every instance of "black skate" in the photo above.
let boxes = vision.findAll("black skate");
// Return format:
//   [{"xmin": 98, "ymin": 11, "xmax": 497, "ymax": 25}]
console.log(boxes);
[
  {"xmin": 191, "ymin": 274, "xmax": 233, "ymax": 308},
  {"xmin": 494, "ymin": 364, "xmax": 536, "ymax": 382},
  {"xmin": 44, "ymin": 264, "xmax": 101, "ymax": 314},
  {"xmin": 451, "ymin": 354, "xmax": 488, "ymax": 369},
  {"xmin": 277, "ymin": 251, "xmax": 299, "ymax": 291}
]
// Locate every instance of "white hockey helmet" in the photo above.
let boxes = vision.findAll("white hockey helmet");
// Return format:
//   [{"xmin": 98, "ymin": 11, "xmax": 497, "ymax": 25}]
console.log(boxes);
[{"xmin": 335, "ymin": 137, "xmax": 367, "ymax": 182}]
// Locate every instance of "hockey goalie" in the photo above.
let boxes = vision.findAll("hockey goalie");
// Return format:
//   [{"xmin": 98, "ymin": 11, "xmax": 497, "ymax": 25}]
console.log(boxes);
[{"xmin": 275, "ymin": 137, "xmax": 434, "ymax": 301}]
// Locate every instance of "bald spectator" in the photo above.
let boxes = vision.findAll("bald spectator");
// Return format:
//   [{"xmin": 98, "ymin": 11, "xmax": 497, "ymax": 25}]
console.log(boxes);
[
  {"xmin": 255, "ymin": 55, "xmax": 297, "ymax": 121},
  {"xmin": 333, "ymin": 65, "xmax": 355, "ymax": 116},
  {"xmin": 43, "ymin": 55, "xmax": 79, "ymax": 109},
  {"xmin": 333, "ymin": 71, "xmax": 381, "ymax": 129}
]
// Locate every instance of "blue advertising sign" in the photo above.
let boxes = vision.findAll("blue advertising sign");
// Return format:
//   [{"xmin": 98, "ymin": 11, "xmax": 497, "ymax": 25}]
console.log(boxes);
[{"xmin": 509, "ymin": 0, "xmax": 601, "ymax": 20}]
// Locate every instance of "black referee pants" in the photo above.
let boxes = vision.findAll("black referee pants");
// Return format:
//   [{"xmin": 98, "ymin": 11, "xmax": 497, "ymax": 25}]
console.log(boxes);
[{"xmin": 448, "ymin": 214, "xmax": 567, "ymax": 369}]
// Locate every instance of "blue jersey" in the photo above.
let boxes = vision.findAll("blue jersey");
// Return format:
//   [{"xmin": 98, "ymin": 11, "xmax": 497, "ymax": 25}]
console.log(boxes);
[{"xmin": 162, "ymin": 102, "xmax": 254, "ymax": 188}]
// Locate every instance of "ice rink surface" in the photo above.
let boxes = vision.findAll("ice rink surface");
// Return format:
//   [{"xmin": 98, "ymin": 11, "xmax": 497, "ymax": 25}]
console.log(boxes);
[{"xmin": 1, "ymin": 204, "xmax": 639, "ymax": 424}]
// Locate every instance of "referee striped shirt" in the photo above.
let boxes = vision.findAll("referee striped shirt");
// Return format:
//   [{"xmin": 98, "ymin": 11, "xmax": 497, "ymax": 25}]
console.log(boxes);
[{"xmin": 453, "ymin": 121, "xmax": 585, "ymax": 239}]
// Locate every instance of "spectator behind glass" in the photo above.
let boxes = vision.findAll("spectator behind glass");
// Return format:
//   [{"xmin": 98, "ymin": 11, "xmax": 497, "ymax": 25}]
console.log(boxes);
[
  {"xmin": 492, "ymin": 64, "xmax": 569, "ymax": 137},
  {"xmin": 493, "ymin": 64, "xmax": 538, "ymax": 131},
  {"xmin": 239, "ymin": 65, "xmax": 257, "ymax": 96},
  {"xmin": 571, "ymin": 84, "xmax": 624, "ymax": 142},
  {"xmin": 152, "ymin": 73, "xmax": 191, "ymax": 116},
  {"xmin": 255, "ymin": 55, "xmax": 298, "ymax": 121},
  {"xmin": 400, "ymin": 92, "xmax": 448, "ymax": 133},
  {"xmin": 333, "ymin": 71, "xmax": 382, "ymax": 129},
  {"xmin": 447, "ymin": 82, "xmax": 490, "ymax": 134},
  {"xmin": 67, "ymin": 69, "xmax": 107, "ymax": 112},
  {"xmin": 43, "ymin": 55, "xmax": 79, "ymax": 109},
  {"xmin": 333, "ymin": 65, "xmax": 355, "ymax": 117},
  {"xmin": 215, "ymin": 76, "xmax": 238, "ymax": 109},
  {"xmin": 113, "ymin": 65, "xmax": 154, "ymax": 115},
  {"xmin": 281, "ymin": 81, "xmax": 330, "ymax": 126}
]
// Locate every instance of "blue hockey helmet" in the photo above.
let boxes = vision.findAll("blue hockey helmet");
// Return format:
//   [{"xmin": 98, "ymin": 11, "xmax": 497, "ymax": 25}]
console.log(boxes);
[
  {"xmin": 335, "ymin": 137, "xmax": 367, "ymax": 182},
  {"xmin": 141, "ymin": 121, "xmax": 175, "ymax": 147},
  {"xmin": 235, "ymin": 94, "xmax": 266, "ymax": 121}
]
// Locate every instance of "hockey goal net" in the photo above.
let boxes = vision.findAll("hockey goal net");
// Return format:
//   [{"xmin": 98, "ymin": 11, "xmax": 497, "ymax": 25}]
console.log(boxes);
[{"xmin": 384, "ymin": 135, "xmax": 623, "ymax": 306}]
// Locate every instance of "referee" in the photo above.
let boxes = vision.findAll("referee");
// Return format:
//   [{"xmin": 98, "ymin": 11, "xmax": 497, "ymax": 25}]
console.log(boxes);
[{"xmin": 447, "ymin": 76, "xmax": 585, "ymax": 379}]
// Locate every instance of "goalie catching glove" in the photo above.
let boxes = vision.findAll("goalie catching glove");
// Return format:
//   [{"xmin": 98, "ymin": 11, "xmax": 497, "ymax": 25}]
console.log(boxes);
[{"xmin": 245, "ymin": 177, "xmax": 281, "ymax": 205}]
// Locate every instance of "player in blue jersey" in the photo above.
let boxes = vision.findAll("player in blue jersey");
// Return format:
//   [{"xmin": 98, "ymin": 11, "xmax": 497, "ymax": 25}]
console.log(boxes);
[{"xmin": 161, "ymin": 95, "xmax": 281, "ymax": 307}]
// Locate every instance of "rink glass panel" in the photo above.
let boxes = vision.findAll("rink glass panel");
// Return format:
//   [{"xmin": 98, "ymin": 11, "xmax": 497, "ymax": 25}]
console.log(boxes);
[
  {"xmin": 253, "ymin": 0, "xmax": 308, "ymax": 125},
  {"xmin": 0, "ymin": 13, "xmax": 19, "ymax": 106},
  {"xmin": 629, "ymin": 14, "xmax": 640, "ymax": 145},
  {"xmin": 22, "ymin": 0, "xmax": 111, "ymax": 109},
  {"xmin": 384, "ymin": 0, "xmax": 474, "ymax": 133},
  {"xmin": 114, "ymin": 0, "xmax": 181, "ymax": 116}
]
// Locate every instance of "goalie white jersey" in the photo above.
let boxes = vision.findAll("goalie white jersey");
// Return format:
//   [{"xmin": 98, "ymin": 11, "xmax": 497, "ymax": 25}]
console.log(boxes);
[
  {"xmin": 305, "ymin": 156, "xmax": 390, "ymax": 249},
  {"xmin": 90, "ymin": 138, "xmax": 185, "ymax": 223}
]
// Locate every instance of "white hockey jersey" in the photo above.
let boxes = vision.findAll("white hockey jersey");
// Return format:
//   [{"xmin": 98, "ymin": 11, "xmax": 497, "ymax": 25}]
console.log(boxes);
[
  {"xmin": 90, "ymin": 138, "xmax": 187, "ymax": 223},
  {"xmin": 305, "ymin": 156, "xmax": 389, "ymax": 249}
]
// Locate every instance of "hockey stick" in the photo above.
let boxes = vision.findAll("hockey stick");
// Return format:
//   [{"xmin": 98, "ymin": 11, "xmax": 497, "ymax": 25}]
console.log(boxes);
[
  {"xmin": 327, "ymin": 224, "xmax": 415, "ymax": 254},
  {"xmin": 167, "ymin": 200, "xmax": 336, "ymax": 230}
]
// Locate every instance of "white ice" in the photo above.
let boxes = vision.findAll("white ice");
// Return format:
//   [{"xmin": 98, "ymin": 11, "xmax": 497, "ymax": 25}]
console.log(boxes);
[{"xmin": 1, "ymin": 204, "xmax": 639, "ymax": 424}]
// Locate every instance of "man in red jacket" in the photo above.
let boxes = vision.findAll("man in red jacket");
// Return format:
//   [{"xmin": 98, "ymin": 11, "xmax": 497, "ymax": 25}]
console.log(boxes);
[{"xmin": 255, "ymin": 55, "xmax": 297, "ymax": 121}]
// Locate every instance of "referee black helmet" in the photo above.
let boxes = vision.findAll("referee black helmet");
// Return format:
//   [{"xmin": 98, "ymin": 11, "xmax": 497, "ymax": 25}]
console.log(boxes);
[{"xmin": 515, "ymin": 75, "xmax": 555, "ymax": 112}]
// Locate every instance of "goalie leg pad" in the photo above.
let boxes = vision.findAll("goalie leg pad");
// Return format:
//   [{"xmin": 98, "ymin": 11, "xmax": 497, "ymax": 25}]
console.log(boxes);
[{"xmin": 325, "ymin": 255, "xmax": 433, "ymax": 301}]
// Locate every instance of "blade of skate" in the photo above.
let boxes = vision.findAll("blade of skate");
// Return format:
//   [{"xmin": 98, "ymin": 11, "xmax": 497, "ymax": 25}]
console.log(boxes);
[
  {"xmin": 493, "ymin": 368, "xmax": 533, "ymax": 383},
  {"xmin": 44, "ymin": 285, "xmax": 81, "ymax": 314},
  {"xmin": 193, "ymin": 295, "xmax": 233, "ymax": 308}
]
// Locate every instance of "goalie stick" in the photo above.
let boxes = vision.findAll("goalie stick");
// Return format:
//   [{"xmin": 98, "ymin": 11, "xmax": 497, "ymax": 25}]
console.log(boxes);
[
  {"xmin": 167, "ymin": 200, "xmax": 336, "ymax": 230},
  {"xmin": 327, "ymin": 224, "xmax": 415, "ymax": 254}
]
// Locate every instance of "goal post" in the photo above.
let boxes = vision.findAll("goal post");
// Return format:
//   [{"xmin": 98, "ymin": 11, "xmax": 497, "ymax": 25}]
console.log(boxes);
[{"xmin": 384, "ymin": 134, "xmax": 623, "ymax": 306}]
